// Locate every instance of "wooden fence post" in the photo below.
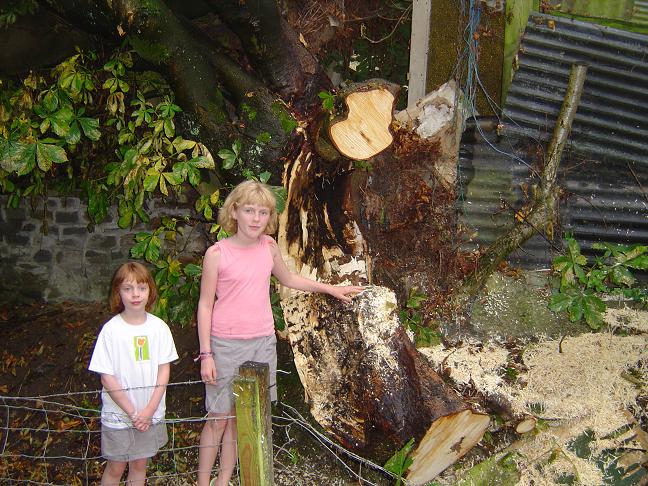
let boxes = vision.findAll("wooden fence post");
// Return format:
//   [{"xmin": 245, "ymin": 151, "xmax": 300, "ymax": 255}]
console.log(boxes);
[{"xmin": 233, "ymin": 361, "xmax": 274, "ymax": 486}]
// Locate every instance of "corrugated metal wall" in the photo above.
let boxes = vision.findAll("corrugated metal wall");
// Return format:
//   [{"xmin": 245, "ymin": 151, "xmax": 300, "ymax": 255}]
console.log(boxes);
[
  {"xmin": 458, "ymin": 127, "xmax": 554, "ymax": 269},
  {"xmin": 634, "ymin": 1, "xmax": 648, "ymax": 25},
  {"xmin": 457, "ymin": 122, "xmax": 648, "ymax": 271},
  {"xmin": 457, "ymin": 12, "xmax": 648, "ymax": 273},
  {"xmin": 458, "ymin": 123, "xmax": 648, "ymax": 268},
  {"xmin": 502, "ymin": 13, "xmax": 648, "ymax": 169}
]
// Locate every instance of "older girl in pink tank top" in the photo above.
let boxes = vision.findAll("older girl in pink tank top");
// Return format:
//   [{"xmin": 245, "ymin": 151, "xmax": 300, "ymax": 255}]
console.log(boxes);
[{"xmin": 196, "ymin": 180, "xmax": 363, "ymax": 486}]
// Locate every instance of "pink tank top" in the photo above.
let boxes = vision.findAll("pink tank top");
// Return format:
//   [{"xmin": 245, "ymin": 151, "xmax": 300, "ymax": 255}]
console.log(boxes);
[{"xmin": 210, "ymin": 235, "xmax": 275, "ymax": 339}]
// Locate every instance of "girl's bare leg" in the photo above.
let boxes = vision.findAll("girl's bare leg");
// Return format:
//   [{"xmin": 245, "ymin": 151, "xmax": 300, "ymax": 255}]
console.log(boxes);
[
  {"xmin": 101, "ymin": 460, "xmax": 126, "ymax": 485},
  {"xmin": 126, "ymin": 457, "xmax": 148, "ymax": 485},
  {"xmin": 197, "ymin": 413, "xmax": 230, "ymax": 486},
  {"xmin": 212, "ymin": 416, "xmax": 237, "ymax": 486}
]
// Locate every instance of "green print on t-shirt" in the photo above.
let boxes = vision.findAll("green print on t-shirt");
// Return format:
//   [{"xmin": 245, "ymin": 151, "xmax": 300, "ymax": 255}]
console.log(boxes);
[{"xmin": 134, "ymin": 335, "xmax": 150, "ymax": 361}]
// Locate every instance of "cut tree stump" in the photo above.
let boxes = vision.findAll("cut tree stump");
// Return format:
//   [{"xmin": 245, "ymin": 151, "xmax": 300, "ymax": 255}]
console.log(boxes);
[
  {"xmin": 281, "ymin": 285, "xmax": 489, "ymax": 484},
  {"xmin": 328, "ymin": 81, "xmax": 397, "ymax": 160}
]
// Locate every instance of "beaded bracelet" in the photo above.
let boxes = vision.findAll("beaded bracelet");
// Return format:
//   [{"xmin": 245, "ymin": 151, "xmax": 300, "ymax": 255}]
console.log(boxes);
[{"xmin": 193, "ymin": 351, "xmax": 214, "ymax": 362}]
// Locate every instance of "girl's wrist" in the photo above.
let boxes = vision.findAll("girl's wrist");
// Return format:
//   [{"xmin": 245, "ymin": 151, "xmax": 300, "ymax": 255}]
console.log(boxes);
[{"xmin": 194, "ymin": 351, "xmax": 214, "ymax": 362}]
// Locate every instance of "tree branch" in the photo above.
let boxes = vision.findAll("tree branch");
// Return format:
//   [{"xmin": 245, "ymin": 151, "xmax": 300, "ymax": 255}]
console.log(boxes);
[{"xmin": 453, "ymin": 64, "xmax": 588, "ymax": 304}]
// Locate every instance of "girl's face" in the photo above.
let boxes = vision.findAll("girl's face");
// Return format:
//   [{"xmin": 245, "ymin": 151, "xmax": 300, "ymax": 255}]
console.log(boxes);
[
  {"xmin": 232, "ymin": 203, "xmax": 271, "ymax": 241},
  {"xmin": 119, "ymin": 277, "xmax": 149, "ymax": 314}
]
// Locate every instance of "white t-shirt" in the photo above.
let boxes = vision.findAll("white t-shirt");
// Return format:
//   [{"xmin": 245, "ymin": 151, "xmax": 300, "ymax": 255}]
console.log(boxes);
[{"xmin": 89, "ymin": 313, "xmax": 178, "ymax": 429}]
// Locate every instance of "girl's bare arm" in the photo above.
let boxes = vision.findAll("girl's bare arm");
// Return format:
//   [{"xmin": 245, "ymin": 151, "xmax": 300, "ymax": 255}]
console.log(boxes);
[
  {"xmin": 132, "ymin": 362, "xmax": 170, "ymax": 431},
  {"xmin": 269, "ymin": 239, "xmax": 364, "ymax": 302},
  {"xmin": 197, "ymin": 245, "xmax": 220, "ymax": 383},
  {"xmin": 100, "ymin": 373, "xmax": 136, "ymax": 423}
]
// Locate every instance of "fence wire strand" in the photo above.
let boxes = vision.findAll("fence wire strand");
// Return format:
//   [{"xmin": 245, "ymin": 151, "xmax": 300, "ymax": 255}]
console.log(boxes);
[{"xmin": 0, "ymin": 374, "xmax": 401, "ymax": 485}]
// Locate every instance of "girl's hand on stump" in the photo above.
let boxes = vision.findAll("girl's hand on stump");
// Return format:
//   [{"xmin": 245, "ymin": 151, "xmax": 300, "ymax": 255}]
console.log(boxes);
[{"xmin": 329, "ymin": 285, "xmax": 365, "ymax": 303}]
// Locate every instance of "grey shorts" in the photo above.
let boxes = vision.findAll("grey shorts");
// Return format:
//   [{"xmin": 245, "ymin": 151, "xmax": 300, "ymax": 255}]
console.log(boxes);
[
  {"xmin": 205, "ymin": 334, "xmax": 277, "ymax": 413},
  {"xmin": 101, "ymin": 422, "xmax": 167, "ymax": 462}
]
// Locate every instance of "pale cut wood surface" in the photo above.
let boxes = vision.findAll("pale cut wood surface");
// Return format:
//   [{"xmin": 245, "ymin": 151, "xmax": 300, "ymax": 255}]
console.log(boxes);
[
  {"xmin": 329, "ymin": 89, "xmax": 394, "ymax": 160},
  {"xmin": 406, "ymin": 409, "xmax": 490, "ymax": 485}
]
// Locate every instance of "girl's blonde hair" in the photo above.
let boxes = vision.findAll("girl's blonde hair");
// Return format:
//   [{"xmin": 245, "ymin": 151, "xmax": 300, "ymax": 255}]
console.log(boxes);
[
  {"xmin": 218, "ymin": 180, "xmax": 278, "ymax": 234},
  {"xmin": 109, "ymin": 262, "xmax": 158, "ymax": 313}
]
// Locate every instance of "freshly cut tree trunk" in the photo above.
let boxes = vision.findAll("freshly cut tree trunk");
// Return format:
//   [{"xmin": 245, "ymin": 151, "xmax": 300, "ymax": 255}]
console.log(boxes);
[
  {"xmin": 281, "ymin": 285, "xmax": 489, "ymax": 465},
  {"xmin": 407, "ymin": 409, "xmax": 491, "ymax": 485},
  {"xmin": 279, "ymin": 81, "xmax": 487, "ymax": 482},
  {"xmin": 328, "ymin": 81, "xmax": 398, "ymax": 160}
]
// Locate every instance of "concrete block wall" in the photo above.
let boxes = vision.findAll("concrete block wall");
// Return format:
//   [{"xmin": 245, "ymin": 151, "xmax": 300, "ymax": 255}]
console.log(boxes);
[{"xmin": 0, "ymin": 196, "xmax": 208, "ymax": 303}]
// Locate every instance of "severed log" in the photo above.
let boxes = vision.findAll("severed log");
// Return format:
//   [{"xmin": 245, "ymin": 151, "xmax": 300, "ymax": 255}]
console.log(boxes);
[
  {"xmin": 327, "ymin": 80, "xmax": 399, "ymax": 160},
  {"xmin": 515, "ymin": 416, "xmax": 537, "ymax": 434},
  {"xmin": 407, "ymin": 409, "xmax": 491, "ymax": 484},
  {"xmin": 453, "ymin": 63, "xmax": 589, "ymax": 304},
  {"xmin": 281, "ymin": 285, "xmax": 489, "ymax": 485}
]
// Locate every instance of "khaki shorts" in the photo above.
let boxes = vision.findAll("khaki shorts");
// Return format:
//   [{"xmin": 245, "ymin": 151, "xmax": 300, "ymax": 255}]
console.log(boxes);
[
  {"xmin": 205, "ymin": 334, "xmax": 277, "ymax": 413},
  {"xmin": 101, "ymin": 422, "xmax": 167, "ymax": 462}
]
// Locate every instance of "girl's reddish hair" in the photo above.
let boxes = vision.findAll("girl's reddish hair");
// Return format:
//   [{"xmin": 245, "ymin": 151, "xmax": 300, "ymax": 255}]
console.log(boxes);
[{"xmin": 109, "ymin": 262, "xmax": 158, "ymax": 313}]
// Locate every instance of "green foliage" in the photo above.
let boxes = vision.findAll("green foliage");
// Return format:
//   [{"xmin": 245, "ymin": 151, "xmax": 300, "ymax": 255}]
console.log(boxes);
[
  {"xmin": 353, "ymin": 159, "xmax": 373, "ymax": 171},
  {"xmin": 0, "ymin": 48, "xmax": 218, "ymax": 326},
  {"xmin": 318, "ymin": 91, "xmax": 335, "ymax": 112},
  {"xmin": 271, "ymin": 101, "xmax": 298, "ymax": 134},
  {"xmin": 0, "ymin": 45, "xmax": 290, "ymax": 327},
  {"xmin": 217, "ymin": 134, "xmax": 273, "ymax": 185},
  {"xmin": 0, "ymin": 1, "xmax": 39, "ymax": 29},
  {"xmin": 130, "ymin": 217, "xmax": 203, "ymax": 326},
  {"xmin": 454, "ymin": 452, "xmax": 520, "ymax": 486},
  {"xmin": 384, "ymin": 438, "xmax": 415, "ymax": 486},
  {"xmin": 549, "ymin": 235, "xmax": 648, "ymax": 329},
  {"xmin": 270, "ymin": 277, "xmax": 286, "ymax": 331},
  {"xmin": 218, "ymin": 139, "xmax": 242, "ymax": 170},
  {"xmin": 398, "ymin": 288, "xmax": 441, "ymax": 347},
  {"xmin": 287, "ymin": 447, "xmax": 299, "ymax": 465},
  {"xmin": 0, "ymin": 48, "xmax": 219, "ymax": 232}
]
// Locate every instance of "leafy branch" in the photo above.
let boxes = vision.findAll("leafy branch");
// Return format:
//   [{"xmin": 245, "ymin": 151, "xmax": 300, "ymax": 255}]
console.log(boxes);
[{"xmin": 549, "ymin": 234, "xmax": 647, "ymax": 329}]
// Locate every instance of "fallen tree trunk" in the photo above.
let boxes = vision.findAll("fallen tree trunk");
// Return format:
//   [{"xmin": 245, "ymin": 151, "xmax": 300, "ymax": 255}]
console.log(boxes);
[
  {"xmin": 278, "ymin": 78, "xmax": 488, "ymax": 484},
  {"xmin": 281, "ymin": 285, "xmax": 489, "ymax": 484}
]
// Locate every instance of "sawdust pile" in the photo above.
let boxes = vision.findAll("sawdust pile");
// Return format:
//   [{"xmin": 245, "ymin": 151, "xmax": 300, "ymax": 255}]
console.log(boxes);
[
  {"xmin": 511, "ymin": 333, "xmax": 646, "ymax": 435},
  {"xmin": 420, "ymin": 309, "xmax": 647, "ymax": 486},
  {"xmin": 514, "ymin": 429, "xmax": 606, "ymax": 486},
  {"xmin": 419, "ymin": 342, "xmax": 511, "ymax": 399},
  {"xmin": 604, "ymin": 306, "xmax": 648, "ymax": 333}
]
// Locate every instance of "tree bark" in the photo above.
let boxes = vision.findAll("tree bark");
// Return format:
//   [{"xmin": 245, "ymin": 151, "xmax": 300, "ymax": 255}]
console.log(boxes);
[{"xmin": 0, "ymin": 8, "xmax": 95, "ymax": 76}]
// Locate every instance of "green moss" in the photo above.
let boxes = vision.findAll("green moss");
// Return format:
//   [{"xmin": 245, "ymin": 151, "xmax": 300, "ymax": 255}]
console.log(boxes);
[
  {"xmin": 127, "ymin": 35, "xmax": 170, "ymax": 64},
  {"xmin": 470, "ymin": 272, "xmax": 590, "ymax": 340},
  {"xmin": 427, "ymin": 0, "xmax": 505, "ymax": 115}
]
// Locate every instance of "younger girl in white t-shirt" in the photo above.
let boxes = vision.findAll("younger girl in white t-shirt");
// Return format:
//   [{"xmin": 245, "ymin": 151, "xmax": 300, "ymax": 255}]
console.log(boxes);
[{"xmin": 89, "ymin": 262, "xmax": 178, "ymax": 486}]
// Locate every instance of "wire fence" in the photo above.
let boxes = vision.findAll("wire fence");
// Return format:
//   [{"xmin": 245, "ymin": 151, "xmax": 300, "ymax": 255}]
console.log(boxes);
[{"xmin": 0, "ymin": 376, "xmax": 400, "ymax": 485}]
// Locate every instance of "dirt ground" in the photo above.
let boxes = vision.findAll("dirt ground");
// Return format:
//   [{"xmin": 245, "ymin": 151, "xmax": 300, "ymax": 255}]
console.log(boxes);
[{"xmin": 0, "ymin": 301, "xmax": 389, "ymax": 485}]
